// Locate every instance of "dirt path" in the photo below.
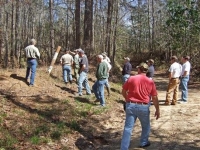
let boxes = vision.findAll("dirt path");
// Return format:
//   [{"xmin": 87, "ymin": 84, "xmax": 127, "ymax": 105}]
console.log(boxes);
[{"xmin": 0, "ymin": 68, "xmax": 200, "ymax": 150}]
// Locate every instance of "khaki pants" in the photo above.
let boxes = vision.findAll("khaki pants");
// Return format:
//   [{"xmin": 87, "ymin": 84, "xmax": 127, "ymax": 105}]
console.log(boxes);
[
  {"xmin": 165, "ymin": 78, "xmax": 180, "ymax": 104},
  {"xmin": 74, "ymin": 67, "xmax": 79, "ymax": 83}
]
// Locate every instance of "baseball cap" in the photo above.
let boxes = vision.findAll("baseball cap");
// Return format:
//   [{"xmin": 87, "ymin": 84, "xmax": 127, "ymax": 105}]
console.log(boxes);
[
  {"xmin": 146, "ymin": 59, "xmax": 154, "ymax": 64},
  {"xmin": 102, "ymin": 52, "xmax": 107, "ymax": 56},
  {"xmin": 171, "ymin": 55, "xmax": 178, "ymax": 60},
  {"xmin": 124, "ymin": 57, "xmax": 130, "ymax": 61},
  {"xmin": 136, "ymin": 62, "xmax": 149, "ymax": 70},
  {"xmin": 183, "ymin": 55, "xmax": 190, "ymax": 60},
  {"xmin": 77, "ymin": 48, "xmax": 84, "ymax": 54}
]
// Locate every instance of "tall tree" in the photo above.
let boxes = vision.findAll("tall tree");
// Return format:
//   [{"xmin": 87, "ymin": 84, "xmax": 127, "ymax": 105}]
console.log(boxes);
[
  {"xmin": 75, "ymin": 0, "xmax": 81, "ymax": 48},
  {"xmin": 49, "ymin": 0, "xmax": 55, "ymax": 58},
  {"xmin": 105, "ymin": 0, "xmax": 113, "ymax": 57},
  {"xmin": 83, "ymin": 0, "xmax": 93, "ymax": 55}
]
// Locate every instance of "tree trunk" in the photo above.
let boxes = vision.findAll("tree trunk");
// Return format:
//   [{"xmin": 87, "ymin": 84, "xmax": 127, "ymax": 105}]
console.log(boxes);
[
  {"xmin": 49, "ymin": 0, "xmax": 55, "ymax": 58},
  {"xmin": 75, "ymin": 0, "xmax": 81, "ymax": 49},
  {"xmin": 15, "ymin": 0, "xmax": 20, "ymax": 66},
  {"xmin": 105, "ymin": 0, "xmax": 113, "ymax": 57},
  {"xmin": 112, "ymin": 0, "xmax": 119, "ymax": 64},
  {"xmin": 83, "ymin": 0, "xmax": 93, "ymax": 56}
]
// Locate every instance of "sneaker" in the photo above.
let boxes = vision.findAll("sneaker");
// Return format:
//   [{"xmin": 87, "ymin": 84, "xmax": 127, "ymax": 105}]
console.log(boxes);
[
  {"xmin": 139, "ymin": 141, "xmax": 151, "ymax": 148},
  {"xmin": 75, "ymin": 93, "xmax": 82, "ymax": 96},
  {"xmin": 178, "ymin": 101, "xmax": 188, "ymax": 104},
  {"xmin": 29, "ymin": 84, "xmax": 34, "ymax": 87}
]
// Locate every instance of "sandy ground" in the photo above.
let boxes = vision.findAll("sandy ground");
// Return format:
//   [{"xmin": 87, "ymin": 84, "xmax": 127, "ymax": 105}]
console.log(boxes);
[{"xmin": 0, "ymin": 67, "xmax": 199, "ymax": 150}]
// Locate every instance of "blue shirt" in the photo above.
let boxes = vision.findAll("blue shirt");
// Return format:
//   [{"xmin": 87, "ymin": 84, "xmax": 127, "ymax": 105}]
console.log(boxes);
[{"xmin": 146, "ymin": 65, "xmax": 155, "ymax": 78}]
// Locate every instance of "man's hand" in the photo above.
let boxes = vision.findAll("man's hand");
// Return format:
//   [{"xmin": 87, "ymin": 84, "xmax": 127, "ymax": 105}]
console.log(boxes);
[{"xmin": 154, "ymin": 110, "xmax": 160, "ymax": 120}]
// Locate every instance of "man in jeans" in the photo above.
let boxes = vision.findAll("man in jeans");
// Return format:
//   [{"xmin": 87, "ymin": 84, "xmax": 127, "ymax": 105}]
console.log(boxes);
[
  {"xmin": 179, "ymin": 56, "xmax": 191, "ymax": 104},
  {"xmin": 25, "ymin": 39, "xmax": 40, "ymax": 87},
  {"xmin": 122, "ymin": 57, "xmax": 132, "ymax": 84},
  {"xmin": 102, "ymin": 54, "xmax": 112, "ymax": 96},
  {"xmin": 60, "ymin": 49, "xmax": 74, "ymax": 84},
  {"xmin": 76, "ymin": 49, "xmax": 91, "ymax": 96},
  {"xmin": 120, "ymin": 62, "xmax": 160, "ymax": 150},
  {"xmin": 92, "ymin": 55, "xmax": 108, "ymax": 107},
  {"xmin": 146, "ymin": 59, "xmax": 155, "ymax": 79},
  {"xmin": 165, "ymin": 56, "xmax": 182, "ymax": 105}
]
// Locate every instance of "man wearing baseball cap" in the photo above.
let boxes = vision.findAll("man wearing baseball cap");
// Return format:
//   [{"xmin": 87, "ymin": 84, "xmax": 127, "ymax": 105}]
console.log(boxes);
[
  {"xmin": 120, "ymin": 62, "xmax": 160, "ymax": 149},
  {"xmin": 76, "ymin": 49, "xmax": 91, "ymax": 96},
  {"xmin": 122, "ymin": 57, "xmax": 132, "ymax": 84},
  {"xmin": 146, "ymin": 59, "xmax": 155, "ymax": 78},
  {"xmin": 165, "ymin": 56, "xmax": 182, "ymax": 105},
  {"xmin": 60, "ymin": 49, "xmax": 74, "ymax": 84}
]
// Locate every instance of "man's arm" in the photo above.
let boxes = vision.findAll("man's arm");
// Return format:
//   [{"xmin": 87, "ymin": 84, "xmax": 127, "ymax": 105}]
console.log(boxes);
[
  {"xmin": 122, "ymin": 89, "xmax": 127, "ymax": 100},
  {"xmin": 152, "ymin": 95, "xmax": 160, "ymax": 120}
]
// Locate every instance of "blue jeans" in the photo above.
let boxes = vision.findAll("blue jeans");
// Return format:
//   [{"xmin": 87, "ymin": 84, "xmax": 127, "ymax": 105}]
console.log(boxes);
[
  {"xmin": 122, "ymin": 74, "xmax": 130, "ymax": 84},
  {"xmin": 63, "ymin": 65, "xmax": 72, "ymax": 83},
  {"xmin": 180, "ymin": 76, "xmax": 189, "ymax": 102},
  {"xmin": 78, "ymin": 71, "xmax": 91, "ymax": 95},
  {"xmin": 26, "ymin": 59, "xmax": 37, "ymax": 85},
  {"xmin": 121, "ymin": 103, "xmax": 151, "ymax": 150},
  {"xmin": 92, "ymin": 79, "xmax": 107, "ymax": 106}
]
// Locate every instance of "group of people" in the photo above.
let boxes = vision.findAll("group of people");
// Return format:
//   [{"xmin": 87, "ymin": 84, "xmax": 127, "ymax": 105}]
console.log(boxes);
[
  {"xmin": 60, "ymin": 49, "xmax": 112, "ymax": 107},
  {"xmin": 120, "ymin": 56, "xmax": 191, "ymax": 149},
  {"xmin": 165, "ymin": 55, "xmax": 191, "ymax": 105},
  {"xmin": 24, "ymin": 38, "xmax": 191, "ymax": 149}
]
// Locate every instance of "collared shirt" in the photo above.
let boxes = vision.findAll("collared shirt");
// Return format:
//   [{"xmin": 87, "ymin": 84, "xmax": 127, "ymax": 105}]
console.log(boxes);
[
  {"xmin": 169, "ymin": 62, "xmax": 182, "ymax": 78},
  {"xmin": 96, "ymin": 61, "xmax": 108, "ymax": 80},
  {"xmin": 122, "ymin": 62, "xmax": 132, "ymax": 75},
  {"xmin": 123, "ymin": 74, "xmax": 157, "ymax": 104},
  {"xmin": 146, "ymin": 65, "xmax": 155, "ymax": 78},
  {"xmin": 60, "ymin": 53, "xmax": 73, "ymax": 65},
  {"xmin": 182, "ymin": 61, "xmax": 191, "ymax": 76},
  {"xmin": 25, "ymin": 45, "xmax": 40, "ymax": 59},
  {"xmin": 79, "ymin": 55, "xmax": 89, "ymax": 73}
]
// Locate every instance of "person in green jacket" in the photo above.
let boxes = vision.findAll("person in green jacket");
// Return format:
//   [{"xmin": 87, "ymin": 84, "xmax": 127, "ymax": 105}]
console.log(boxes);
[{"xmin": 92, "ymin": 55, "xmax": 108, "ymax": 107}]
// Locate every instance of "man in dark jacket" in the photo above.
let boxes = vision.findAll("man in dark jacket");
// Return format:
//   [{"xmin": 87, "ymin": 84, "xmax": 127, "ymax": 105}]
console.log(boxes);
[{"xmin": 122, "ymin": 57, "xmax": 132, "ymax": 84}]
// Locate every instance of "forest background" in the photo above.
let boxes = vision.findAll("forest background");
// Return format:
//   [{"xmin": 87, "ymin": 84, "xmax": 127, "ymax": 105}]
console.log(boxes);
[{"xmin": 0, "ymin": 0, "xmax": 200, "ymax": 77}]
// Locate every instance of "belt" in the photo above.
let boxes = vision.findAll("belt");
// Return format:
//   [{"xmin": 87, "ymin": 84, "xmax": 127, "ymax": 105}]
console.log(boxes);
[
  {"xmin": 127, "ymin": 101, "xmax": 148, "ymax": 105},
  {"xmin": 27, "ymin": 58, "xmax": 36, "ymax": 60},
  {"xmin": 171, "ymin": 77, "xmax": 179, "ymax": 79}
]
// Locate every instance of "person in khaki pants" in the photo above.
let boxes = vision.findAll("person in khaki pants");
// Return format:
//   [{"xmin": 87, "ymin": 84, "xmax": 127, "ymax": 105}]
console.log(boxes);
[{"xmin": 165, "ymin": 56, "xmax": 182, "ymax": 105}]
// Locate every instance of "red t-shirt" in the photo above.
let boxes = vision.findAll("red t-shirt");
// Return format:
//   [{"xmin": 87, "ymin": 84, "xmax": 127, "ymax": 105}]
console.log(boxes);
[{"xmin": 123, "ymin": 74, "xmax": 157, "ymax": 103}]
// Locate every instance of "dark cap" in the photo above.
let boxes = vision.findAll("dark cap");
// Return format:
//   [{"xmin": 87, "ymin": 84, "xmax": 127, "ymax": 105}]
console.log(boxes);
[{"xmin": 136, "ymin": 62, "xmax": 149, "ymax": 70}]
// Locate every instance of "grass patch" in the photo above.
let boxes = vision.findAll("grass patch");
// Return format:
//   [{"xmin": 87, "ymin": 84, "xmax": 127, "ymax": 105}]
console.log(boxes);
[
  {"xmin": 30, "ymin": 135, "xmax": 40, "ymax": 144},
  {"xmin": 0, "ymin": 132, "xmax": 18, "ymax": 148},
  {"xmin": 50, "ymin": 130, "xmax": 62, "ymax": 140}
]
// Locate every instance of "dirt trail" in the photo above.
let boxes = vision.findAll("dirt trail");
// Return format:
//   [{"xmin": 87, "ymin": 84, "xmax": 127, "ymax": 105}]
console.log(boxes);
[{"xmin": 0, "ymin": 67, "xmax": 200, "ymax": 150}]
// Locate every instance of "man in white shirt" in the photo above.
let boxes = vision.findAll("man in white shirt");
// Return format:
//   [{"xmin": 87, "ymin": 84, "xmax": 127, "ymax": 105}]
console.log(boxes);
[
  {"xmin": 165, "ymin": 56, "xmax": 182, "ymax": 105},
  {"xmin": 179, "ymin": 56, "xmax": 191, "ymax": 103},
  {"xmin": 60, "ymin": 49, "xmax": 74, "ymax": 84},
  {"xmin": 103, "ymin": 54, "xmax": 112, "ymax": 96}
]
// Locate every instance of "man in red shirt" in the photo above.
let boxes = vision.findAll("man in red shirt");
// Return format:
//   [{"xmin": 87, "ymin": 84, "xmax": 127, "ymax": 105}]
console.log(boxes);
[{"xmin": 120, "ymin": 62, "xmax": 160, "ymax": 150}]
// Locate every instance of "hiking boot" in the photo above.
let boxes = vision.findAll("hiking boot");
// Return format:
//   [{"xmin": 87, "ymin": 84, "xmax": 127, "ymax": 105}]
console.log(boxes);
[{"xmin": 164, "ymin": 102, "xmax": 170, "ymax": 106}]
